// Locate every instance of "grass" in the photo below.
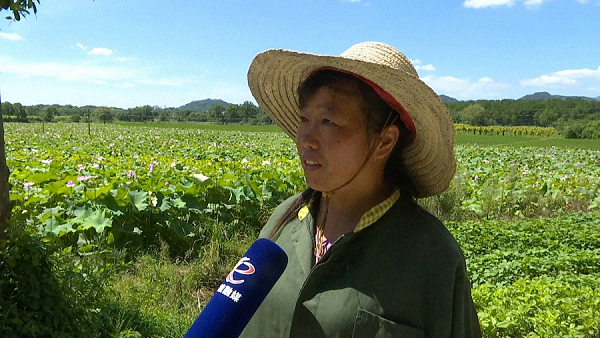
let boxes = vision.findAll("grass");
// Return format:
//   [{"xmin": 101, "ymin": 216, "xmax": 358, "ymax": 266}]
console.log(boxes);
[
  {"xmin": 455, "ymin": 133, "xmax": 600, "ymax": 150},
  {"xmin": 114, "ymin": 122, "xmax": 282, "ymax": 133},
  {"xmin": 30, "ymin": 121, "xmax": 600, "ymax": 149}
]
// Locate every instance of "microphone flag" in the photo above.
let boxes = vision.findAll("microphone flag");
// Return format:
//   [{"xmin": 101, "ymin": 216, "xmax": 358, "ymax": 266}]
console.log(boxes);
[{"xmin": 184, "ymin": 238, "xmax": 288, "ymax": 338}]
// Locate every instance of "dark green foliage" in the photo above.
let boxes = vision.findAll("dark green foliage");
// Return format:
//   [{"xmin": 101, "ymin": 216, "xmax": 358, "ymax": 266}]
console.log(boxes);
[
  {"xmin": 564, "ymin": 120, "xmax": 600, "ymax": 139},
  {"xmin": 1, "ymin": 100, "xmax": 272, "ymax": 124},
  {"xmin": 446, "ymin": 97, "xmax": 600, "ymax": 139},
  {"xmin": 0, "ymin": 226, "xmax": 82, "ymax": 337},
  {"xmin": 447, "ymin": 213, "xmax": 600, "ymax": 336},
  {"xmin": 0, "ymin": 223, "xmax": 167, "ymax": 337},
  {"xmin": 0, "ymin": 0, "xmax": 39, "ymax": 21}
]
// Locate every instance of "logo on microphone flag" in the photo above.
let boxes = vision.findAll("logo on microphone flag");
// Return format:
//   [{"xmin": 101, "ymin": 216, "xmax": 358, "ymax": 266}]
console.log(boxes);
[
  {"xmin": 215, "ymin": 256, "xmax": 256, "ymax": 303},
  {"xmin": 226, "ymin": 257, "xmax": 256, "ymax": 284}
]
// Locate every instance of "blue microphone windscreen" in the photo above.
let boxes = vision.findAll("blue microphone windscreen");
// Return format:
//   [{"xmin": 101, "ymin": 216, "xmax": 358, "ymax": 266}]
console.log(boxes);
[{"xmin": 184, "ymin": 238, "xmax": 288, "ymax": 338}]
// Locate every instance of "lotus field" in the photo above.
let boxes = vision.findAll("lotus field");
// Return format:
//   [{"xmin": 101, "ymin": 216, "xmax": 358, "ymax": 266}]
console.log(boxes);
[{"xmin": 4, "ymin": 122, "xmax": 600, "ymax": 337}]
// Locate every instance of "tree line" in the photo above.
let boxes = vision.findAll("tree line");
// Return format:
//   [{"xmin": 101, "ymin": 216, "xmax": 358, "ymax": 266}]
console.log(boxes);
[
  {"xmin": 0, "ymin": 101, "xmax": 274, "ymax": 125},
  {"xmin": 446, "ymin": 98, "xmax": 600, "ymax": 139},
  {"xmin": 2, "ymin": 97, "xmax": 600, "ymax": 138}
]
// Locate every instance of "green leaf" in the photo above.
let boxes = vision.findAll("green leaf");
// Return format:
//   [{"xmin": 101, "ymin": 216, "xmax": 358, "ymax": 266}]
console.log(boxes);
[
  {"xmin": 71, "ymin": 208, "xmax": 112, "ymax": 233},
  {"xmin": 191, "ymin": 173, "xmax": 211, "ymax": 185},
  {"xmin": 159, "ymin": 197, "xmax": 186, "ymax": 212},
  {"xmin": 129, "ymin": 190, "xmax": 148, "ymax": 212},
  {"xmin": 43, "ymin": 218, "xmax": 74, "ymax": 236},
  {"xmin": 27, "ymin": 171, "xmax": 56, "ymax": 184}
]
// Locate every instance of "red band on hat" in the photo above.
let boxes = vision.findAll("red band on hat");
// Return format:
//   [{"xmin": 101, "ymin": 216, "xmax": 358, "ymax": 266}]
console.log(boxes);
[{"xmin": 316, "ymin": 67, "xmax": 417, "ymax": 144}]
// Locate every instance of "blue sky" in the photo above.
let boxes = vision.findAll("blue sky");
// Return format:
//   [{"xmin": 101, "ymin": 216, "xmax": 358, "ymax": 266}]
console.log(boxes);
[{"xmin": 1, "ymin": 0, "xmax": 599, "ymax": 109}]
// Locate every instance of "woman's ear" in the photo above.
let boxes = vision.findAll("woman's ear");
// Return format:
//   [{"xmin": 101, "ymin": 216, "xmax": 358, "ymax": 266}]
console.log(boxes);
[{"xmin": 374, "ymin": 124, "xmax": 400, "ymax": 160}]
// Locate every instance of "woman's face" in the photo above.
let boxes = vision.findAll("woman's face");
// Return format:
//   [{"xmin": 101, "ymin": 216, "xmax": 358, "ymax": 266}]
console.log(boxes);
[{"xmin": 296, "ymin": 85, "xmax": 377, "ymax": 193}]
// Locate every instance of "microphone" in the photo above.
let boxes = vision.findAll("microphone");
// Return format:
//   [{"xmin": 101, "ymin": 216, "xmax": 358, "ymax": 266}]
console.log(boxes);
[{"xmin": 184, "ymin": 238, "xmax": 288, "ymax": 338}]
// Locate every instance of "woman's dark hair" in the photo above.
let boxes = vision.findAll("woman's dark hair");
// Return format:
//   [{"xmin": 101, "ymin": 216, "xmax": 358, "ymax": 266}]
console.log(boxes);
[{"xmin": 269, "ymin": 69, "xmax": 416, "ymax": 239}]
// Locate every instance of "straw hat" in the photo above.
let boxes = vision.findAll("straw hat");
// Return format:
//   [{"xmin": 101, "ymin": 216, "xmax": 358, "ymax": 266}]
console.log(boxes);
[{"xmin": 247, "ymin": 41, "xmax": 455, "ymax": 198}]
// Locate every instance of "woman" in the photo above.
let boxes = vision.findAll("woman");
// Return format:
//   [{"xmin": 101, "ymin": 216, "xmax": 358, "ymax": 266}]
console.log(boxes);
[{"xmin": 240, "ymin": 42, "xmax": 481, "ymax": 337}]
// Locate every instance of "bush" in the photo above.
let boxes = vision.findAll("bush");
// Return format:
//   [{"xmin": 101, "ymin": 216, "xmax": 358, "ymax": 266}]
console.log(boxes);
[
  {"xmin": 582, "ymin": 120, "xmax": 600, "ymax": 139},
  {"xmin": 0, "ymin": 224, "xmax": 136, "ymax": 337},
  {"xmin": 474, "ymin": 275, "xmax": 600, "ymax": 337},
  {"xmin": 563, "ymin": 123, "xmax": 585, "ymax": 139},
  {"xmin": 448, "ymin": 213, "xmax": 600, "ymax": 337},
  {"xmin": 0, "ymin": 226, "xmax": 83, "ymax": 337}
]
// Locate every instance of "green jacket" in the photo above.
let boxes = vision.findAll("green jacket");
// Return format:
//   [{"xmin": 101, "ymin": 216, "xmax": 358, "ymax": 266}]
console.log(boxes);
[{"xmin": 240, "ymin": 194, "xmax": 481, "ymax": 338}]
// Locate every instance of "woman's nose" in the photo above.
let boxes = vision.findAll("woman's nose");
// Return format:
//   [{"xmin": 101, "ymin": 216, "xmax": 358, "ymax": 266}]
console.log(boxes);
[{"xmin": 296, "ymin": 123, "xmax": 319, "ymax": 149}]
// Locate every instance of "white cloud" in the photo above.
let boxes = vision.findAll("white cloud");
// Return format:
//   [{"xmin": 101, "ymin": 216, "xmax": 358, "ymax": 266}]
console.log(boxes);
[
  {"xmin": 0, "ymin": 56, "xmax": 134, "ymax": 82},
  {"xmin": 0, "ymin": 32, "xmax": 23, "ymax": 41},
  {"xmin": 521, "ymin": 66, "xmax": 600, "ymax": 87},
  {"xmin": 554, "ymin": 66, "xmax": 600, "ymax": 79},
  {"xmin": 572, "ymin": 0, "xmax": 600, "ymax": 5},
  {"xmin": 411, "ymin": 59, "xmax": 436, "ymax": 72},
  {"xmin": 463, "ymin": 0, "xmax": 552, "ymax": 8},
  {"xmin": 521, "ymin": 75, "xmax": 577, "ymax": 86},
  {"xmin": 88, "ymin": 47, "xmax": 114, "ymax": 56},
  {"xmin": 340, "ymin": 0, "xmax": 360, "ymax": 2},
  {"xmin": 416, "ymin": 64, "xmax": 436, "ymax": 71},
  {"xmin": 421, "ymin": 75, "xmax": 508, "ymax": 100},
  {"xmin": 523, "ymin": 0, "xmax": 545, "ymax": 7},
  {"xmin": 463, "ymin": 0, "xmax": 516, "ymax": 8},
  {"xmin": 75, "ymin": 43, "xmax": 87, "ymax": 50}
]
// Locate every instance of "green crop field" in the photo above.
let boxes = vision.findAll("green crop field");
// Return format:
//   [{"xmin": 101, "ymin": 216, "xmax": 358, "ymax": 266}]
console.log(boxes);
[{"xmin": 2, "ymin": 122, "xmax": 599, "ymax": 337}]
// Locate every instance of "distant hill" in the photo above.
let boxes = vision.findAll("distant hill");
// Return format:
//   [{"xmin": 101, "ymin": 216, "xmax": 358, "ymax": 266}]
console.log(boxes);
[
  {"xmin": 440, "ymin": 95, "xmax": 459, "ymax": 103},
  {"xmin": 519, "ymin": 92, "xmax": 598, "ymax": 101},
  {"xmin": 438, "ymin": 92, "xmax": 600, "ymax": 103},
  {"xmin": 178, "ymin": 99, "xmax": 230, "ymax": 111}
]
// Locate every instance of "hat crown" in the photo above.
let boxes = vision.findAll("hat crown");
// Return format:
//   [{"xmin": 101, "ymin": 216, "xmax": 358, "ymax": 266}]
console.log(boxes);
[{"xmin": 340, "ymin": 42, "xmax": 418, "ymax": 78}]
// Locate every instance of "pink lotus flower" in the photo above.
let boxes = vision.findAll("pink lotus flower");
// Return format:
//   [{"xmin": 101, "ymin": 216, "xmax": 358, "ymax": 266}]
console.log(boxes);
[{"xmin": 66, "ymin": 180, "xmax": 76, "ymax": 187}]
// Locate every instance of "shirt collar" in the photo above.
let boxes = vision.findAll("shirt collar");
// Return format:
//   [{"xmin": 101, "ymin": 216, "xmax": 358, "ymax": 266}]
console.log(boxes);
[{"xmin": 297, "ymin": 188, "xmax": 400, "ymax": 232}]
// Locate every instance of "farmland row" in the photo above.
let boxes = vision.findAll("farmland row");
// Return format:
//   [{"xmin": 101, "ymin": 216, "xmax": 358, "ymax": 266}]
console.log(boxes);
[
  {"xmin": 4, "ymin": 123, "xmax": 599, "ymax": 255},
  {"xmin": 3, "ymin": 122, "xmax": 600, "ymax": 337}
]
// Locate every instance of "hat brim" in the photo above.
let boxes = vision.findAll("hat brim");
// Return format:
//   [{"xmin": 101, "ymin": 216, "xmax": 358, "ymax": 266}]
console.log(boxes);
[{"xmin": 247, "ymin": 48, "xmax": 456, "ymax": 198}]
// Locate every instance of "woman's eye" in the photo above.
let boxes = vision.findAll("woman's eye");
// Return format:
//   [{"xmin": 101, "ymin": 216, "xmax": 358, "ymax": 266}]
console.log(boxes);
[
  {"xmin": 299, "ymin": 116, "xmax": 308, "ymax": 122},
  {"xmin": 322, "ymin": 119, "xmax": 335, "ymax": 125}
]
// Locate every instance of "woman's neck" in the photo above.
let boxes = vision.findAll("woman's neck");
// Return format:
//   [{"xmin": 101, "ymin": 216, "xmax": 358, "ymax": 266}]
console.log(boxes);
[{"xmin": 317, "ymin": 180, "xmax": 393, "ymax": 241}]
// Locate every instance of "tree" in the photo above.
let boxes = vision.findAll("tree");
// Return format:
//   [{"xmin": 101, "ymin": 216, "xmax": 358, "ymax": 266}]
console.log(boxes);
[
  {"xmin": 1, "ymin": 0, "xmax": 40, "ymax": 21},
  {"xmin": 1, "ymin": 101, "xmax": 14, "ymax": 116},
  {"xmin": 1, "ymin": 1, "xmax": 41, "ymax": 236},
  {"xmin": 43, "ymin": 106, "xmax": 57, "ymax": 122},
  {"xmin": 13, "ymin": 102, "xmax": 26, "ymax": 120},
  {"xmin": 224, "ymin": 104, "xmax": 240, "ymax": 122},
  {"xmin": 0, "ymin": 94, "xmax": 10, "ymax": 238},
  {"xmin": 94, "ymin": 106, "xmax": 113, "ymax": 124},
  {"xmin": 25, "ymin": 105, "xmax": 40, "ymax": 117},
  {"xmin": 461, "ymin": 103, "xmax": 485, "ymax": 126},
  {"xmin": 208, "ymin": 104, "xmax": 226, "ymax": 123}
]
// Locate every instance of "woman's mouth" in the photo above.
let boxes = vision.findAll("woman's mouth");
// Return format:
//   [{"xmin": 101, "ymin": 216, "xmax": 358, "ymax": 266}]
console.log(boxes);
[{"xmin": 302, "ymin": 159, "xmax": 322, "ymax": 171}]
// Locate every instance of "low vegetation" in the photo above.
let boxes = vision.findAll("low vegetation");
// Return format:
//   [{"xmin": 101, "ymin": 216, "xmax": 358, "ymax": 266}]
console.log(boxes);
[{"xmin": 1, "ymin": 122, "xmax": 599, "ymax": 337}]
